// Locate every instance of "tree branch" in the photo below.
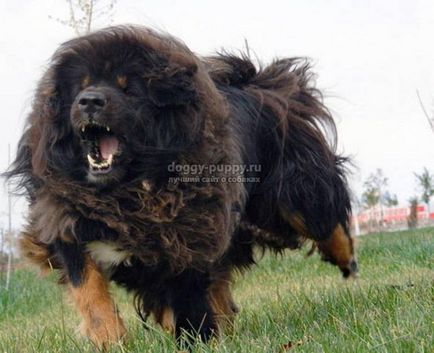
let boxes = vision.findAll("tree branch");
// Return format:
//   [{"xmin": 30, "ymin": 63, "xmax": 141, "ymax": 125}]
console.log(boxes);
[{"xmin": 416, "ymin": 89, "xmax": 434, "ymax": 132}]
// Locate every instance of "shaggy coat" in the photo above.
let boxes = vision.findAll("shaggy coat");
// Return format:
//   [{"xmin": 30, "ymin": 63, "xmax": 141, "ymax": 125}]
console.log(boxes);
[{"xmin": 7, "ymin": 26, "xmax": 356, "ymax": 347}]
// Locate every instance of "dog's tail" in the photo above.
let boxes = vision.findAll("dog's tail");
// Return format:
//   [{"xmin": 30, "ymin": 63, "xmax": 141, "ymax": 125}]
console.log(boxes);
[
  {"xmin": 207, "ymin": 53, "xmax": 351, "ymax": 240},
  {"xmin": 207, "ymin": 54, "xmax": 335, "ymax": 146}
]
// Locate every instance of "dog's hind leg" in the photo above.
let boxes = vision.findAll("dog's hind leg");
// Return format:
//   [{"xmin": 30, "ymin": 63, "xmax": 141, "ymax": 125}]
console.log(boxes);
[
  {"xmin": 316, "ymin": 224, "xmax": 358, "ymax": 278},
  {"xmin": 154, "ymin": 306, "xmax": 176, "ymax": 335},
  {"xmin": 282, "ymin": 213, "xmax": 358, "ymax": 278},
  {"xmin": 208, "ymin": 273, "xmax": 238, "ymax": 334}
]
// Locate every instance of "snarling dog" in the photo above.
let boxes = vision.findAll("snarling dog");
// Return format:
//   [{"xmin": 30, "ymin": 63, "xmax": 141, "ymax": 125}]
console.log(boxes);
[{"xmin": 7, "ymin": 25, "xmax": 357, "ymax": 348}]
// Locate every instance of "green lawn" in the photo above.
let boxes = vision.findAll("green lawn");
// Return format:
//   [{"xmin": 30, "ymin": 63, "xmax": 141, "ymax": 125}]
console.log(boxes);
[{"xmin": 1, "ymin": 228, "xmax": 433, "ymax": 353}]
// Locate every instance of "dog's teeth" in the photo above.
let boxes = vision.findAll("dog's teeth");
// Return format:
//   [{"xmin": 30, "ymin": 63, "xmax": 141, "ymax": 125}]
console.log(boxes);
[
  {"xmin": 106, "ymin": 126, "xmax": 110, "ymax": 132},
  {"xmin": 87, "ymin": 153, "xmax": 113, "ymax": 170},
  {"xmin": 87, "ymin": 154, "xmax": 96, "ymax": 166},
  {"xmin": 81, "ymin": 127, "xmax": 85, "ymax": 132}
]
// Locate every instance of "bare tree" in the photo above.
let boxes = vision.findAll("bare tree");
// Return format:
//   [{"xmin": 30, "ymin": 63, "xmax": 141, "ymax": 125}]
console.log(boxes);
[
  {"xmin": 50, "ymin": 0, "xmax": 117, "ymax": 36},
  {"xmin": 0, "ymin": 229, "xmax": 4, "ymax": 285},
  {"xmin": 5, "ymin": 144, "xmax": 13, "ymax": 290},
  {"xmin": 416, "ymin": 90, "xmax": 434, "ymax": 133},
  {"xmin": 244, "ymin": 38, "xmax": 251, "ymax": 58}
]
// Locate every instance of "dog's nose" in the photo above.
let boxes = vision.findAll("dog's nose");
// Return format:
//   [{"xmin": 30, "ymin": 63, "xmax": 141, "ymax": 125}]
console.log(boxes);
[{"xmin": 77, "ymin": 91, "xmax": 107, "ymax": 114}]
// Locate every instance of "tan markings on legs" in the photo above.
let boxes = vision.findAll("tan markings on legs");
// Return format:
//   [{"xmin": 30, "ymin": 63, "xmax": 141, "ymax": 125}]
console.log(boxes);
[
  {"xmin": 280, "ymin": 210, "xmax": 354, "ymax": 263},
  {"xmin": 69, "ymin": 257, "xmax": 126, "ymax": 349},
  {"xmin": 19, "ymin": 235, "xmax": 53, "ymax": 273},
  {"xmin": 208, "ymin": 278, "xmax": 237, "ymax": 334},
  {"xmin": 154, "ymin": 306, "xmax": 176, "ymax": 335},
  {"xmin": 280, "ymin": 211, "xmax": 357, "ymax": 276},
  {"xmin": 317, "ymin": 223, "xmax": 354, "ymax": 268},
  {"xmin": 317, "ymin": 224, "xmax": 358, "ymax": 279}
]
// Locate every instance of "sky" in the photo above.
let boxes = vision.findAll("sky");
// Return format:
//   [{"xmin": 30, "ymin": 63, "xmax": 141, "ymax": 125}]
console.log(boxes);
[{"xmin": 1, "ymin": 0, "xmax": 434, "ymax": 227}]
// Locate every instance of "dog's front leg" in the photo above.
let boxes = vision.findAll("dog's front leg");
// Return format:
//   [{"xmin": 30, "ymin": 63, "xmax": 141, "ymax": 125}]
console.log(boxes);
[
  {"xmin": 56, "ymin": 241, "xmax": 126, "ymax": 349},
  {"xmin": 170, "ymin": 269, "xmax": 218, "ymax": 343}
]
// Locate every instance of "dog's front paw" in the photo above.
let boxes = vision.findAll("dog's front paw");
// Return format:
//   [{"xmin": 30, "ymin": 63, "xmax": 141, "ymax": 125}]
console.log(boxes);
[{"xmin": 79, "ymin": 312, "xmax": 127, "ymax": 350}]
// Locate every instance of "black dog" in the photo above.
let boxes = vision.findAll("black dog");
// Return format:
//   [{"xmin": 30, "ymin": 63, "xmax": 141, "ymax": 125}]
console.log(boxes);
[{"xmin": 7, "ymin": 25, "xmax": 356, "ymax": 348}]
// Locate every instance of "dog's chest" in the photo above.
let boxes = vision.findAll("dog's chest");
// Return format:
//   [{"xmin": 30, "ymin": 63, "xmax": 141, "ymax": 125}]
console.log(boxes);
[{"xmin": 86, "ymin": 241, "xmax": 132, "ymax": 272}]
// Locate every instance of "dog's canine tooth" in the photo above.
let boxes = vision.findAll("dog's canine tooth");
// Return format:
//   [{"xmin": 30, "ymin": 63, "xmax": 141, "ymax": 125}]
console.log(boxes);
[
  {"xmin": 81, "ymin": 126, "xmax": 85, "ymax": 132},
  {"xmin": 87, "ymin": 154, "xmax": 96, "ymax": 166},
  {"xmin": 106, "ymin": 126, "xmax": 110, "ymax": 132},
  {"xmin": 107, "ymin": 154, "xmax": 113, "ymax": 165}
]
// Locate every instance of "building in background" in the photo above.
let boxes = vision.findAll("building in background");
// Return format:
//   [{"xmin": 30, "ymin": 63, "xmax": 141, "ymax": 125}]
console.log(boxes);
[{"xmin": 353, "ymin": 204, "xmax": 434, "ymax": 235}]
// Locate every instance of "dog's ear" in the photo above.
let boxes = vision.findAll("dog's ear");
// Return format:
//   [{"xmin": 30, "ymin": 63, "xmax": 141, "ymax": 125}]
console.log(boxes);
[
  {"xmin": 146, "ymin": 63, "xmax": 198, "ymax": 107},
  {"xmin": 4, "ymin": 83, "xmax": 60, "ymax": 187},
  {"xmin": 29, "ymin": 88, "xmax": 60, "ymax": 177}
]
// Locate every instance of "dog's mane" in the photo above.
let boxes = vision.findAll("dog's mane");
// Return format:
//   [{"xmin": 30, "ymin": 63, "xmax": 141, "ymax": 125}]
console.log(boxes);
[
  {"xmin": 5, "ymin": 26, "xmax": 244, "ymax": 272},
  {"xmin": 5, "ymin": 26, "xmax": 231, "ymax": 193}
]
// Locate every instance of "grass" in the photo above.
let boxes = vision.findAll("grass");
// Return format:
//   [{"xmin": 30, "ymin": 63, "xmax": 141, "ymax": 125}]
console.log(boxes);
[{"xmin": 0, "ymin": 228, "xmax": 433, "ymax": 353}]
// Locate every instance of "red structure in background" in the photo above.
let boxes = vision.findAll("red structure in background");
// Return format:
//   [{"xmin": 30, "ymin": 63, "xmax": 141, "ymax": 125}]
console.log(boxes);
[{"xmin": 353, "ymin": 205, "xmax": 434, "ymax": 231}]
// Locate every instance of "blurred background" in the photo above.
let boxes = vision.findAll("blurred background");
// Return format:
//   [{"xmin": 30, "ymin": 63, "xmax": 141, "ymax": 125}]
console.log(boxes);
[{"xmin": 1, "ymin": 0, "xmax": 434, "ymax": 272}]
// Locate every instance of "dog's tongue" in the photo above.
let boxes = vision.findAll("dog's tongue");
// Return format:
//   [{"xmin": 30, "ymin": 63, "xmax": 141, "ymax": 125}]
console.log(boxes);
[{"xmin": 99, "ymin": 136, "xmax": 119, "ymax": 159}]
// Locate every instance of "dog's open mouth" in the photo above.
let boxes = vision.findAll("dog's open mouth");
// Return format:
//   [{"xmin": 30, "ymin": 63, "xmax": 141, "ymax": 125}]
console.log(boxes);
[{"xmin": 80, "ymin": 123, "xmax": 120, "ymax": 174}]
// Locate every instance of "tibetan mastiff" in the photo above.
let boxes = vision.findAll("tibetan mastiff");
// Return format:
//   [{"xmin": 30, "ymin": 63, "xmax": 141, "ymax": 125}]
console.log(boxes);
[{"xmin": 7, "ymin": 25, "xmax": 357, "ymax": 348}]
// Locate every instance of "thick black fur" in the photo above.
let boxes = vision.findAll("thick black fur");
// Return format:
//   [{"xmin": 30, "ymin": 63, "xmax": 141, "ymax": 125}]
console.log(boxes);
[{"xmin": 6, "ymin": 26, "xmax": 354, "ymax": 345}]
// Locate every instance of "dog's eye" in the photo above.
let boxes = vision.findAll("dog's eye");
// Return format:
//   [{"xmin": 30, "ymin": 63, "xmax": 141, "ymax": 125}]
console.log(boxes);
[
  {"xmin": 121, "ymin": 78, "xmax": 144, "ymax": 98},
  {"xmin": 81, "ymin": 75, "xmax": 91, "ymax": 89},
  {"xmin": 116, "ymin": 75, "xmax": 128, "ymax": 90}
]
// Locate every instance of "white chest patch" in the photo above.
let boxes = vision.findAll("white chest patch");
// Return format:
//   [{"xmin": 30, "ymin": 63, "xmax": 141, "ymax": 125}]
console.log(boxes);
[{"xmin": 86, "ymin": 241, "xmax": 132, "ymax": 271}]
